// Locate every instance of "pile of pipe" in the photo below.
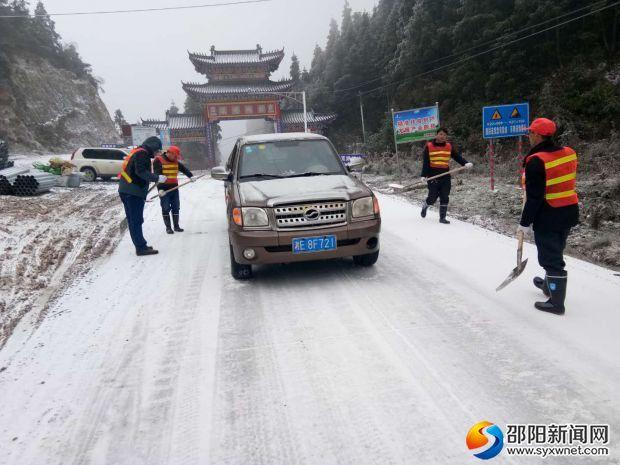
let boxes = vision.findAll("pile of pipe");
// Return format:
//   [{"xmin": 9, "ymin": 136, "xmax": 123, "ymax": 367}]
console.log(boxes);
[
  {"xmin": 13, "ymin": 171, "xmax": 58, "ymax": 196},
  {"xmin": 0, "ymin": 167, "xmax": 28, "ymax": 195},
  {"xmin": 0, "ymin": 167, "xmax": 58, "ymax": 196}
]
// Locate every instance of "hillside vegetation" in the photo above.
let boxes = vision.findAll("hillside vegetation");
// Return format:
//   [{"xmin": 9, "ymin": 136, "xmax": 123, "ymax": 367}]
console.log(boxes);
[
  {"xmin": 301, "ymin": 0, "xmax": 619, "ymax": 152},
  {"xmin": 0, "ymin": 1, "xmax": 117, "ymax": 152}
]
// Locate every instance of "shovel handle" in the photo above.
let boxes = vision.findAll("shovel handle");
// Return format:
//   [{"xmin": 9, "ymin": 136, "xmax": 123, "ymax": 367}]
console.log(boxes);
[
  {"xmin": 516, "ymin": 230, "xmax": 524, "ymax": 266},
  {"xmin": 398, "ymin": 166, "xmax": 468, "ymax": 192}
]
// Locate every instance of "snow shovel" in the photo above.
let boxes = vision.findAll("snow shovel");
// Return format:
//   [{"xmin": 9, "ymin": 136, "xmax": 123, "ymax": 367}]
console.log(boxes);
[
  {"xmin": 496, "ymin": 230, "xmax": 528, "ymax": 291},
  {"xmin": 146, "ymin": 173, "xmax": 207, "ymax": 202},
  {"xmin": 389, "ymin": 166, "xmax": 468, "ymax": 192}
]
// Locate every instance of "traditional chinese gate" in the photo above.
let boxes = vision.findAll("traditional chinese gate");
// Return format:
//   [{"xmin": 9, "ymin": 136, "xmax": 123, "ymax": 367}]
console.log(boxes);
[
  {"xmin": 142, "ymin": 45, "xmax": 336, "ymax": 167},
  {"xmin": 182, "ymin": 45, "xmax": 294, "ymax": 164}
]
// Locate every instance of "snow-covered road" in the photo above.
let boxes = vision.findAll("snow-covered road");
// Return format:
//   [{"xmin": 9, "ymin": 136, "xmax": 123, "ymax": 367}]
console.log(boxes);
[{"xmin": 1, "ymin": 178, "xmax": 618, "ymax": 465}]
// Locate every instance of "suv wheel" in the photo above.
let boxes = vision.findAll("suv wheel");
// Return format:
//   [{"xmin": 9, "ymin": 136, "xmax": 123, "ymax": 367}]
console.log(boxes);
[
  {"xmin": 81, "ymin": 167, "xmax": 97, "ymax": 182},
  {"xmin": 353, "ymin": 250, "xmax": 379, "ymax": 267},
  {"xmin": 230, "ymin": 245, "xmax": 253, "ymax": 280}
]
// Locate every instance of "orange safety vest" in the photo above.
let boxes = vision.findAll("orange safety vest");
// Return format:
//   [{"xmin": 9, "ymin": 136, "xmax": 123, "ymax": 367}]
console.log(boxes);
[
  {"xmin": 427, "ymin": 142, "xmax": 452, "ymax": 169},
  {"xmin": 119, "ymin": 147, "xmax": 146, "ymax": 184},
  {"xmin": 155, "ymin": 155, "xmax": 179, "ymax": 185},
  {"xmin": 525, "ymin": 147, "xmax": 578, "ymax": 208}
]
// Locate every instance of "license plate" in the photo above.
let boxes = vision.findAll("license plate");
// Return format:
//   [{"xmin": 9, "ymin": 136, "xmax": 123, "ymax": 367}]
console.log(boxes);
[{"xmin": 292, "ymin": 235, "xmax": 337, "ymax": 254}]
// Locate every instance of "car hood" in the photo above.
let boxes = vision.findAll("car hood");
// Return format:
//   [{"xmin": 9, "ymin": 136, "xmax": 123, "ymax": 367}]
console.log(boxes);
[{"xmin": 238, "ymin": 175, "xmax": 370, "ymax": 207}]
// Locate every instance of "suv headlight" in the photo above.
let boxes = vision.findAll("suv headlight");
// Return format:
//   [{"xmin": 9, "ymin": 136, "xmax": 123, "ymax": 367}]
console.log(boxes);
[
  {"xmin": 242, "ymin": 207, "xmax": 269, "ymax": 227},
  {"xmin": 352, "ymin": 197, "xmax": 374, "ymax": 218}
]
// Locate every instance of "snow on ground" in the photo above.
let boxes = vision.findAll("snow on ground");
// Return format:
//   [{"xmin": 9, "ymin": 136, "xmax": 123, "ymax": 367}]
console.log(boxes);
[
  {"xmin": 0, "ymin": 182, "xmax": 123, "ymax": 348},
  {"xmin": 0, "ymin": 178, "xmax": 618, "ymax": 465},
  {"xmin": 366, "ymin": 173, "xmax": 620, "ymax": 269}
]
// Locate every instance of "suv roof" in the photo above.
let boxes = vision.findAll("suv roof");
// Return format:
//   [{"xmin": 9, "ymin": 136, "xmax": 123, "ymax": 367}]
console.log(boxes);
[
  {"xmin": 76, "ymin": 147, "xmax": 127, "ymax": 151},
  {"xmin": 239, "ymin": 132, "xmax": 328, "ymax": 145}
]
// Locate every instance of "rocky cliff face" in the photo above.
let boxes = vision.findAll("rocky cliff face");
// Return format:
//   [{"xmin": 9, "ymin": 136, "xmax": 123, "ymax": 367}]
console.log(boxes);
[{"xmin": 0, "ymin": 52, "xmax": 118, "ymax": 153}]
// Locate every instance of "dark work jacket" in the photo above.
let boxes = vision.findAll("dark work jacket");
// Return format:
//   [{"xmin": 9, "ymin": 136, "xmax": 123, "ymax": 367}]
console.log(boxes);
[
  {"xmin": 520, "ymin": 140, "xmax": 579, "ymax": 232},
  {"xmin": 117, "ymin": 146, "xmax": 160, "ymax": 199},
  {"xmin": 420, "ymin": 139, "xmax": 469, "ymax": 178},
  {"xmin": 153, "ymin": 155, "xmax": 194, "ymax": 191}
]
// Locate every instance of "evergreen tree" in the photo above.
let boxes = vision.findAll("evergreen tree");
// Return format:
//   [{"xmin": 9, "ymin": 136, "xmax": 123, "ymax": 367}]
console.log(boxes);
[
  {"xmin": 303, "ymin": 0, "xmax": 619, "ymax": 148},
  {"xmin": 168, "ymin": 101, "xmax": 179, "ymax": 116},
  {"xmin": 113, "ymin": 109, "xmax": 127, "ymax": 132},
  {"xmin": 33, "ymin": 1, "xmax": 61, "ymax": 52},
  {"xmin": 184, "ymin": 95, "xmax": 203, "ymax": 114},
  {"xmin": 290, "ymin": 54, "xmax": 301, "ymax": 84}
]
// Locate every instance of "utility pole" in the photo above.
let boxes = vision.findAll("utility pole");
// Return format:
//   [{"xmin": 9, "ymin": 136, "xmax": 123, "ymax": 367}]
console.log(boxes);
[{"xmin": 359, "ymin": 91, "xmax": 366, "ymax": 146}]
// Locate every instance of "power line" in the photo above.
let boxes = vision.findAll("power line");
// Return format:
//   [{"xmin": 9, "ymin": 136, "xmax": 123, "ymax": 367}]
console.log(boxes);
[
  {"xmin": 0, "ymin": 0, "xmax": 271, "ymax": 18},
  {"xmin": 338, "ymin": 0, "xmax": 619, "ymax": 103},
  {"xmin": 331, "ymin": 0, "xmax": 612, "ymax": 95}
]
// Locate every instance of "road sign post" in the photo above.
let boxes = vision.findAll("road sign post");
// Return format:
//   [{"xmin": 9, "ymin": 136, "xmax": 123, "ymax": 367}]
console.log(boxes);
[
  {"xmin": 489, "ymin": 140, "xmax": 495, "ymax": 192},
  {"xmin": 482, "ymin": 103, "xmax": 530, "ymax": 191}
]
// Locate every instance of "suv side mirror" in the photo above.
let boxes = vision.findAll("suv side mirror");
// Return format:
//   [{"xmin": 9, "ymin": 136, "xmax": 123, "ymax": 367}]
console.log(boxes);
[{"xmin": 211, "ymin": 166, "xmax": 232, "ymax": 181}]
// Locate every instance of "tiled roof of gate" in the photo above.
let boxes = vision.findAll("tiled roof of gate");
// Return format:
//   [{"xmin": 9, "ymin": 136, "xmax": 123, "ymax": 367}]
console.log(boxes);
[
  {"xmin": 189, "ymin": 47, "xmax": 284, "ymax": 66},
  {"xmin": 141, "ymin": 113, "xmax": 206, "ymax": 130},
  {"xmin": 182, "ymin": 80, "xmax": 294, "ymax": 101},
  {"xmin": 281, "ymin": 110, "xmax": 337, "ymax": 125}
]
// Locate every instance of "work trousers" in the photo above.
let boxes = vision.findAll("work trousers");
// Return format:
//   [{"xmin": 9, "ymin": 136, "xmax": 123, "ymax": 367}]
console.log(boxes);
[
  {"xmin": 160, "ymin": 189, "xmax": 180, "ymax": 215},
  {"xmin": 426, "ymin": 176, "xmax": 451, "ymax": 207},
  {"xmin": 120, "ymin": 192, "xmax": 148, "ymax": 251},
  {"xmin": 534, "ymin": 228, "xmax": 571, "ymax": 276}
]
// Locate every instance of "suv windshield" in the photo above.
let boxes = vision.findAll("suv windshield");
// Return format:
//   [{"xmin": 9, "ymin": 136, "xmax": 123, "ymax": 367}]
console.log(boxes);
[{"xmin": 237, "ymin": 140, "xmax": 345, "ymax": 180}]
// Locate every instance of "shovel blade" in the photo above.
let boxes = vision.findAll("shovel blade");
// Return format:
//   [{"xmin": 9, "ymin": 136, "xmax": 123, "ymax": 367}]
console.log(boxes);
[
  {"xmin": 495, "ymin": 258, "xmax": 528, "ymax": 291},
  {"xmin": 388, "ymin": 183, "xmax": 405, "ymax": 190}
]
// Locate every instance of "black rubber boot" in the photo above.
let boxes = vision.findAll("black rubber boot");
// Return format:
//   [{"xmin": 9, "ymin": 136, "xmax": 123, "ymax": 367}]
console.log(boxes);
[
  {"xmin": 172, "ymin": 214, "xmax": 184, "ymax": 232},
  {"xmin": 533, "ymin": 276, "xmax": 550, "ymax": 297},
  {"xmin": 421, "ymin": 203, "xmax": 429, "ymax": 218},
  {"xmin": 163, "ymin": 214, "xmax": 174, "ymax": 234},
  {"xmin": 439, "ymin": 205, "xmax": 450, "ymax": 224},
  {"xmin": 535, "ymin": 274, "xmax": 567, "ymax": 315},
  {"xmin": 136, "ymin": 248, "xmax": 159, "ymax": 256}
]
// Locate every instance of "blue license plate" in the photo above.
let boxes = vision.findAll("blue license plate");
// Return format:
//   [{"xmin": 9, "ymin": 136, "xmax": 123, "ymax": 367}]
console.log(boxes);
[{"xmin": 292, "ymin": 235, "xmax": 337, "ymax": 254}]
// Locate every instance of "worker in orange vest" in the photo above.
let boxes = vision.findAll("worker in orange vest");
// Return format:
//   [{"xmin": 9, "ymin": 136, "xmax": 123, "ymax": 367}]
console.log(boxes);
[
  {"xmin": 519, "ymin": 118, "xmax": 579, "ymax": 315},
  {"xmin": 118, "ymin": 136, "xmax": 166, "ymax": 256},
  {"xmin": 420, "ymin": 127, "xmax": 473, "ymax": 223},
  {"xmin": 153, "ymin": 146, "xmax": 194, "ymax": 234}
]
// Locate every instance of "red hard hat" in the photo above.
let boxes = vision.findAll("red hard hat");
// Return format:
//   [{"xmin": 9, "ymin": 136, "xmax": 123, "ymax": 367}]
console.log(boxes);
[
  {"xmin": 166, "ymin": 145, "xmax": 183, "ymax": 160},
  {"xmin": 527, "ymin": 118, "xmax": 557, "ymax": 136}
]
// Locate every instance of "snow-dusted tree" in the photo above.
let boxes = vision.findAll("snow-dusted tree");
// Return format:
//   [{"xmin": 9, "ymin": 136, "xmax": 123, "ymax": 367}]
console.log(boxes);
[
  {"xmin": 290, "ymin": 53, "xmax": 300, "ymax": 85},
  {"xmin": 113, "ymin": 109, "xmax": 127, "ymax": 133},
  {"xmin": 183, "ymin": 95, "xmax": 203, "ymax": 114},
  {"xmin": 168, "ymin": 101, "xmax": 179, "ymax": 116}
]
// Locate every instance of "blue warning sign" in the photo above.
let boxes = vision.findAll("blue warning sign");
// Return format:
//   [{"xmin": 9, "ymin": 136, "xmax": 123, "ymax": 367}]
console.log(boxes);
[{"xmin": 482, "ymin": 103, "xmax": 530, "ymax": 139}]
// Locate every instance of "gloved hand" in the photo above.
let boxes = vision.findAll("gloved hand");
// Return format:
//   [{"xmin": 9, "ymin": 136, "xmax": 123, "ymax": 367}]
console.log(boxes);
[
  {"xmin": 158, "ymin": 190, "xmax": 166, "ymax": 198},
  {"xmin": 420, "ymin": 177, "xmax": 427, "ymax": 182},
  {"xmin": 190, "ymin": 177, "xmax": 196, "ymax": 183},
  {"xmin": 517, "ymin": 224, "xmax": 532, "ymax": 236},
  {"xmin": 158, "ymin": 175, "xmax": 167, "ymax": 184},
  {"xmin": 465, "ymin": 162, "xmax": 474, "ymax": 169}
]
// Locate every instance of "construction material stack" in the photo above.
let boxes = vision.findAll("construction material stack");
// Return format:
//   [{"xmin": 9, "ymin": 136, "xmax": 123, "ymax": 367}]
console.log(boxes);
[
  {"xmin": 12, "ymin": 171, "xmax": 58, "ymax": 196},
  {"xmin": 0, "ymin": 167, "xmax": 29, "ymax": 195}
]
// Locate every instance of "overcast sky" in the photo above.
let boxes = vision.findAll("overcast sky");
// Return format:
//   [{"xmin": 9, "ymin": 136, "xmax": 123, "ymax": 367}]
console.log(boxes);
[{"xmin": 38, "ymin": 0, "xmax": 378, "ymax": 125}]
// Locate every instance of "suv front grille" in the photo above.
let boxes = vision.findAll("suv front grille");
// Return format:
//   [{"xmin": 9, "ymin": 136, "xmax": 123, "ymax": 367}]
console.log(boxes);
[{"xmin": 274, "ymin": 201, "xmax": 347, "ymax": 229}]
